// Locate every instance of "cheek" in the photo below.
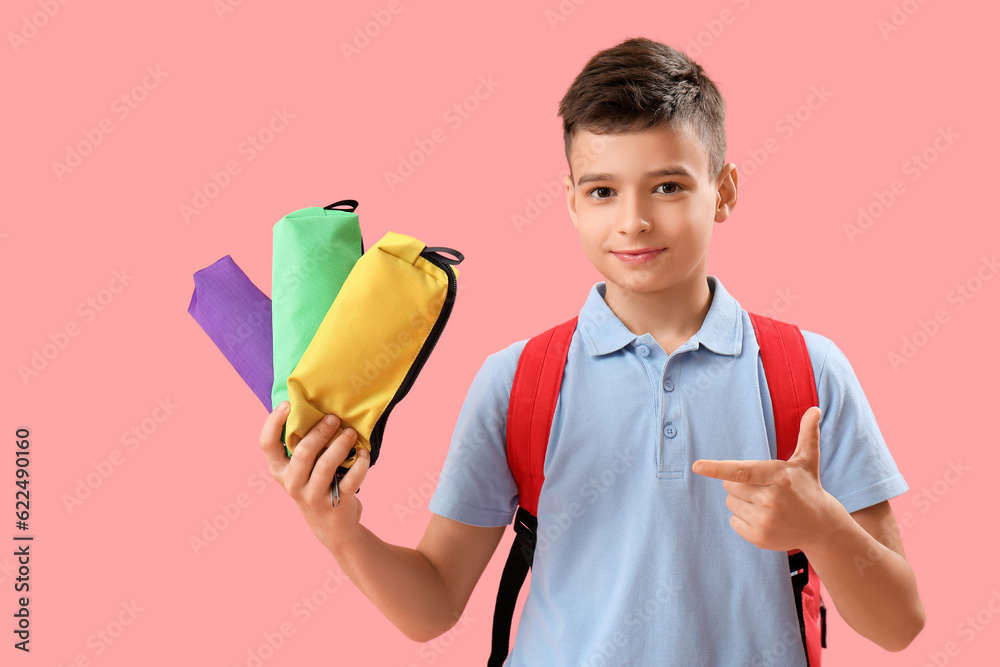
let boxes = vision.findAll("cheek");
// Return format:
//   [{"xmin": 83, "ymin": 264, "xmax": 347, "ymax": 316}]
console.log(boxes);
[{"xmin": 577, "ymin": 225, "xmax": 601, "ymax": 249}]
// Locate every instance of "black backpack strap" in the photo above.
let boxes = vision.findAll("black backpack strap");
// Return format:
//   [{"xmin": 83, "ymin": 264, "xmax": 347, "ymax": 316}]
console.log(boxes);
[{"xmin": 487, "ymin": 508, "xmax": 538, "ymax": 667}]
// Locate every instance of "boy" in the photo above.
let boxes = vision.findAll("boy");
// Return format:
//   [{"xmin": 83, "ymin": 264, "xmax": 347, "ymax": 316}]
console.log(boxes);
[{"xmin": 259, "ymin": 37, "xmax": 924, "ymax": 665}]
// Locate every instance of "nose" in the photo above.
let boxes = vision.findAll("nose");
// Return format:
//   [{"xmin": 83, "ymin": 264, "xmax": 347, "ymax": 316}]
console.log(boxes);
[{"xmin": 615, "ymin": 197, "xmax": 652, "ymax": 235}]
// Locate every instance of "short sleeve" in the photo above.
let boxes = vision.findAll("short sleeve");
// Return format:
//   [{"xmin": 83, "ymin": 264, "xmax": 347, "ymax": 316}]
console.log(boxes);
[
  {"xmin": 428, "ymin": 342, "xmax": 526, "ymax": 527},
  {"xmin": 804, "ymin": 331, "xmax": 909, "ymax": 514}
]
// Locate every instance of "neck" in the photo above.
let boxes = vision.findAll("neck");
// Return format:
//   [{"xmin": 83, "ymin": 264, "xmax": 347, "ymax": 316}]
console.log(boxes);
[{"xmin": 602, "ymin": 273, "xmax": 714, "ymax": 348}]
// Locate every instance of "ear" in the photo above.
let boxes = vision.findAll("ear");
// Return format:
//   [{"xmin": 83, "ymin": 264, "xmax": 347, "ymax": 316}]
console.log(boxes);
[
  {"xmin": 565, "ymin": 173, "xmax": 579, "ymax": 229},
  {"xmin": 714, "ymin": 162, "xmax": 738, "ymax": 223}
]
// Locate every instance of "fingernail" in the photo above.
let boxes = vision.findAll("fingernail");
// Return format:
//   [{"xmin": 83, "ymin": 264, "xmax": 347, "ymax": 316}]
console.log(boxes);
[
  {"xmin": 324, "ymin": 414, "xmax": 337, "ymax": 425},
  {"xmin": 279, "ymin": 401, "xmax": 289, "ymax": 412}
]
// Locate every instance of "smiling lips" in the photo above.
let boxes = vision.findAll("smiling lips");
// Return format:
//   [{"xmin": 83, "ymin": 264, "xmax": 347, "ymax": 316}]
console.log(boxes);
[{"xmin": 612, "ymin": 247, "xmax": 665, "ymax": 264}]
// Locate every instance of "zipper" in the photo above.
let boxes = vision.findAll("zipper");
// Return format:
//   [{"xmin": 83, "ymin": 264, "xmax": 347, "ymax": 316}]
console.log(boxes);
[{"xmin": 368, "ymin": 246, "xmax": 463, "ymax": 465}]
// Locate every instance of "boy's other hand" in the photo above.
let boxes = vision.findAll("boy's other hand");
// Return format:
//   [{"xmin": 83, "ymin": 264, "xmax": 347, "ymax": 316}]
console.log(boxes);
[
  {"xmin": 260, "ymin": 401, "xmax": 370, "ymax": 552},
  {"xmin": 691, "ymin": 406, "xmax": 850, "ymax": 553}
]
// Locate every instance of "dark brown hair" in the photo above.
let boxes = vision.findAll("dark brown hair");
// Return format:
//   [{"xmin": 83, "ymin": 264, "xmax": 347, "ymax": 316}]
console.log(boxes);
[{"xmin": 558, "ymin": 37, "xmax": 727, "ymax": 182}]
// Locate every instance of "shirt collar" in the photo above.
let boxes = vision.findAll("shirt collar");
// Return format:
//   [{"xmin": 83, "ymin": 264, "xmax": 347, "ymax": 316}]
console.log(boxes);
[{"xmin": 577, "ymin": 275, "xmax": 743, "ymax": 357}]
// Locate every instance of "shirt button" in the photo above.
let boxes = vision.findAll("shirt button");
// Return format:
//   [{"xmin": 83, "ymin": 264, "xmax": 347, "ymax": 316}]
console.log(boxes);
[
  {"xmin": 636, "ymin": 344, "xmax": 650, "ymax": 357},
  {"xmin": 663, "ymin": 377, "xmax": 674, "ymax": 392},
  {"xmin": 663, "ymin": 421, "xmax": 677, "ymax": 438}
]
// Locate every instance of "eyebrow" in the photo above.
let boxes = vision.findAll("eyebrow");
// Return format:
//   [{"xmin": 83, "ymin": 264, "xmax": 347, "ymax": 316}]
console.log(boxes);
[{"xmin": 576, "ymin": 166, "xmax": 696, "ymax": 186}]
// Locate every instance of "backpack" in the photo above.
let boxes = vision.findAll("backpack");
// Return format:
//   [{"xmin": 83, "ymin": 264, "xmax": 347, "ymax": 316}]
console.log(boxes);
[{"xmin": 487, "ymin": 312, "xmax": 828, "ymax": 667}]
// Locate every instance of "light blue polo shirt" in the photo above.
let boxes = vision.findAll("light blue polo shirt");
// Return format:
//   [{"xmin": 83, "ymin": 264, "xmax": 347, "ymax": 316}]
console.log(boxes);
[{"xmin": 428, "ymin": 275, "xmax": 908, "ymax": 666}]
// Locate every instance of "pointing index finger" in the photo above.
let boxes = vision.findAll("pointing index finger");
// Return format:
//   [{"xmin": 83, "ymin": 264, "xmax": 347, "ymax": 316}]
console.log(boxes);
[{"xmin": 692, "ymin": 458, "xmax": 785, "ymax": 485}]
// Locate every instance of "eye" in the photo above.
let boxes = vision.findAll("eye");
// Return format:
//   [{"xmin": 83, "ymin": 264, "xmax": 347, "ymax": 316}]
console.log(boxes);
[
  {"xmin": 657, "ymin": 182, "xmax": 682, "ymax": 194},
  {"xmin": 586, "ymin": 186, "xmax": 615, "ymax": 200}
]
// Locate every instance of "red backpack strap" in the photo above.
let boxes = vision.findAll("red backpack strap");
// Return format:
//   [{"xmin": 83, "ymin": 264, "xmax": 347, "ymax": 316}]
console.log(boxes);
[
  {"xmin": 748, "ymin": 312, "xmax": 826, "ymax": 667},
  {"xmin": 487, "ymin": 316, "xmax": 577, "ymax": 667},
  {"xmin": 506, "ymin": 316, "xmax": 578, "ymax": 514},
  {"xmin": 748, "ymin": 312, "xmax": 818, "ymax": 459}
]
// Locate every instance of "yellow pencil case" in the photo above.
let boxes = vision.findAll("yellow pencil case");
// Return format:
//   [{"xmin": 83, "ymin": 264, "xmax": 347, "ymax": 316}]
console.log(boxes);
[{"xmin": 283, "ymin": 231, "xmax": 463, "ymax": 469}]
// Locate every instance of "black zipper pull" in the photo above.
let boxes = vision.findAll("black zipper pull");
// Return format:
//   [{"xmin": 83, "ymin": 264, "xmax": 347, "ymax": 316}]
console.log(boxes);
[
  {"xmin": 422, "ymin": 246, "xmax": 464, "ymax": 265},
  {"xmin": 324, "ymin": 199, "xmax": 359, "ymax": 212}
]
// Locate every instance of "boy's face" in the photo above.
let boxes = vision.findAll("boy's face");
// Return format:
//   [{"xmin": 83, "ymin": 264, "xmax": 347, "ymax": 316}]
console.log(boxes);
[{"xmin": 564, "ymin": 123, "xmax": 737, "ymax": 298}]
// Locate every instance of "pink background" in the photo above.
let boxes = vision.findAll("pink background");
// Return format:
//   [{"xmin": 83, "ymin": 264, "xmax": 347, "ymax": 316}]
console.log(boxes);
[{"xmin": 3, "ymin": 0, "xmax": 997, "ymax": 665}]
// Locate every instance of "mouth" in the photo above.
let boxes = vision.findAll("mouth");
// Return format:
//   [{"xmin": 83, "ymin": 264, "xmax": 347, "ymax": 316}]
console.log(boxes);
[
  {"xmin": 611, "ymin": 247, "xmax": 666, "ymax": 264},
  {"xmin": 612, "ymin": 247, "xmax": 665, "ymax": 255}
]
